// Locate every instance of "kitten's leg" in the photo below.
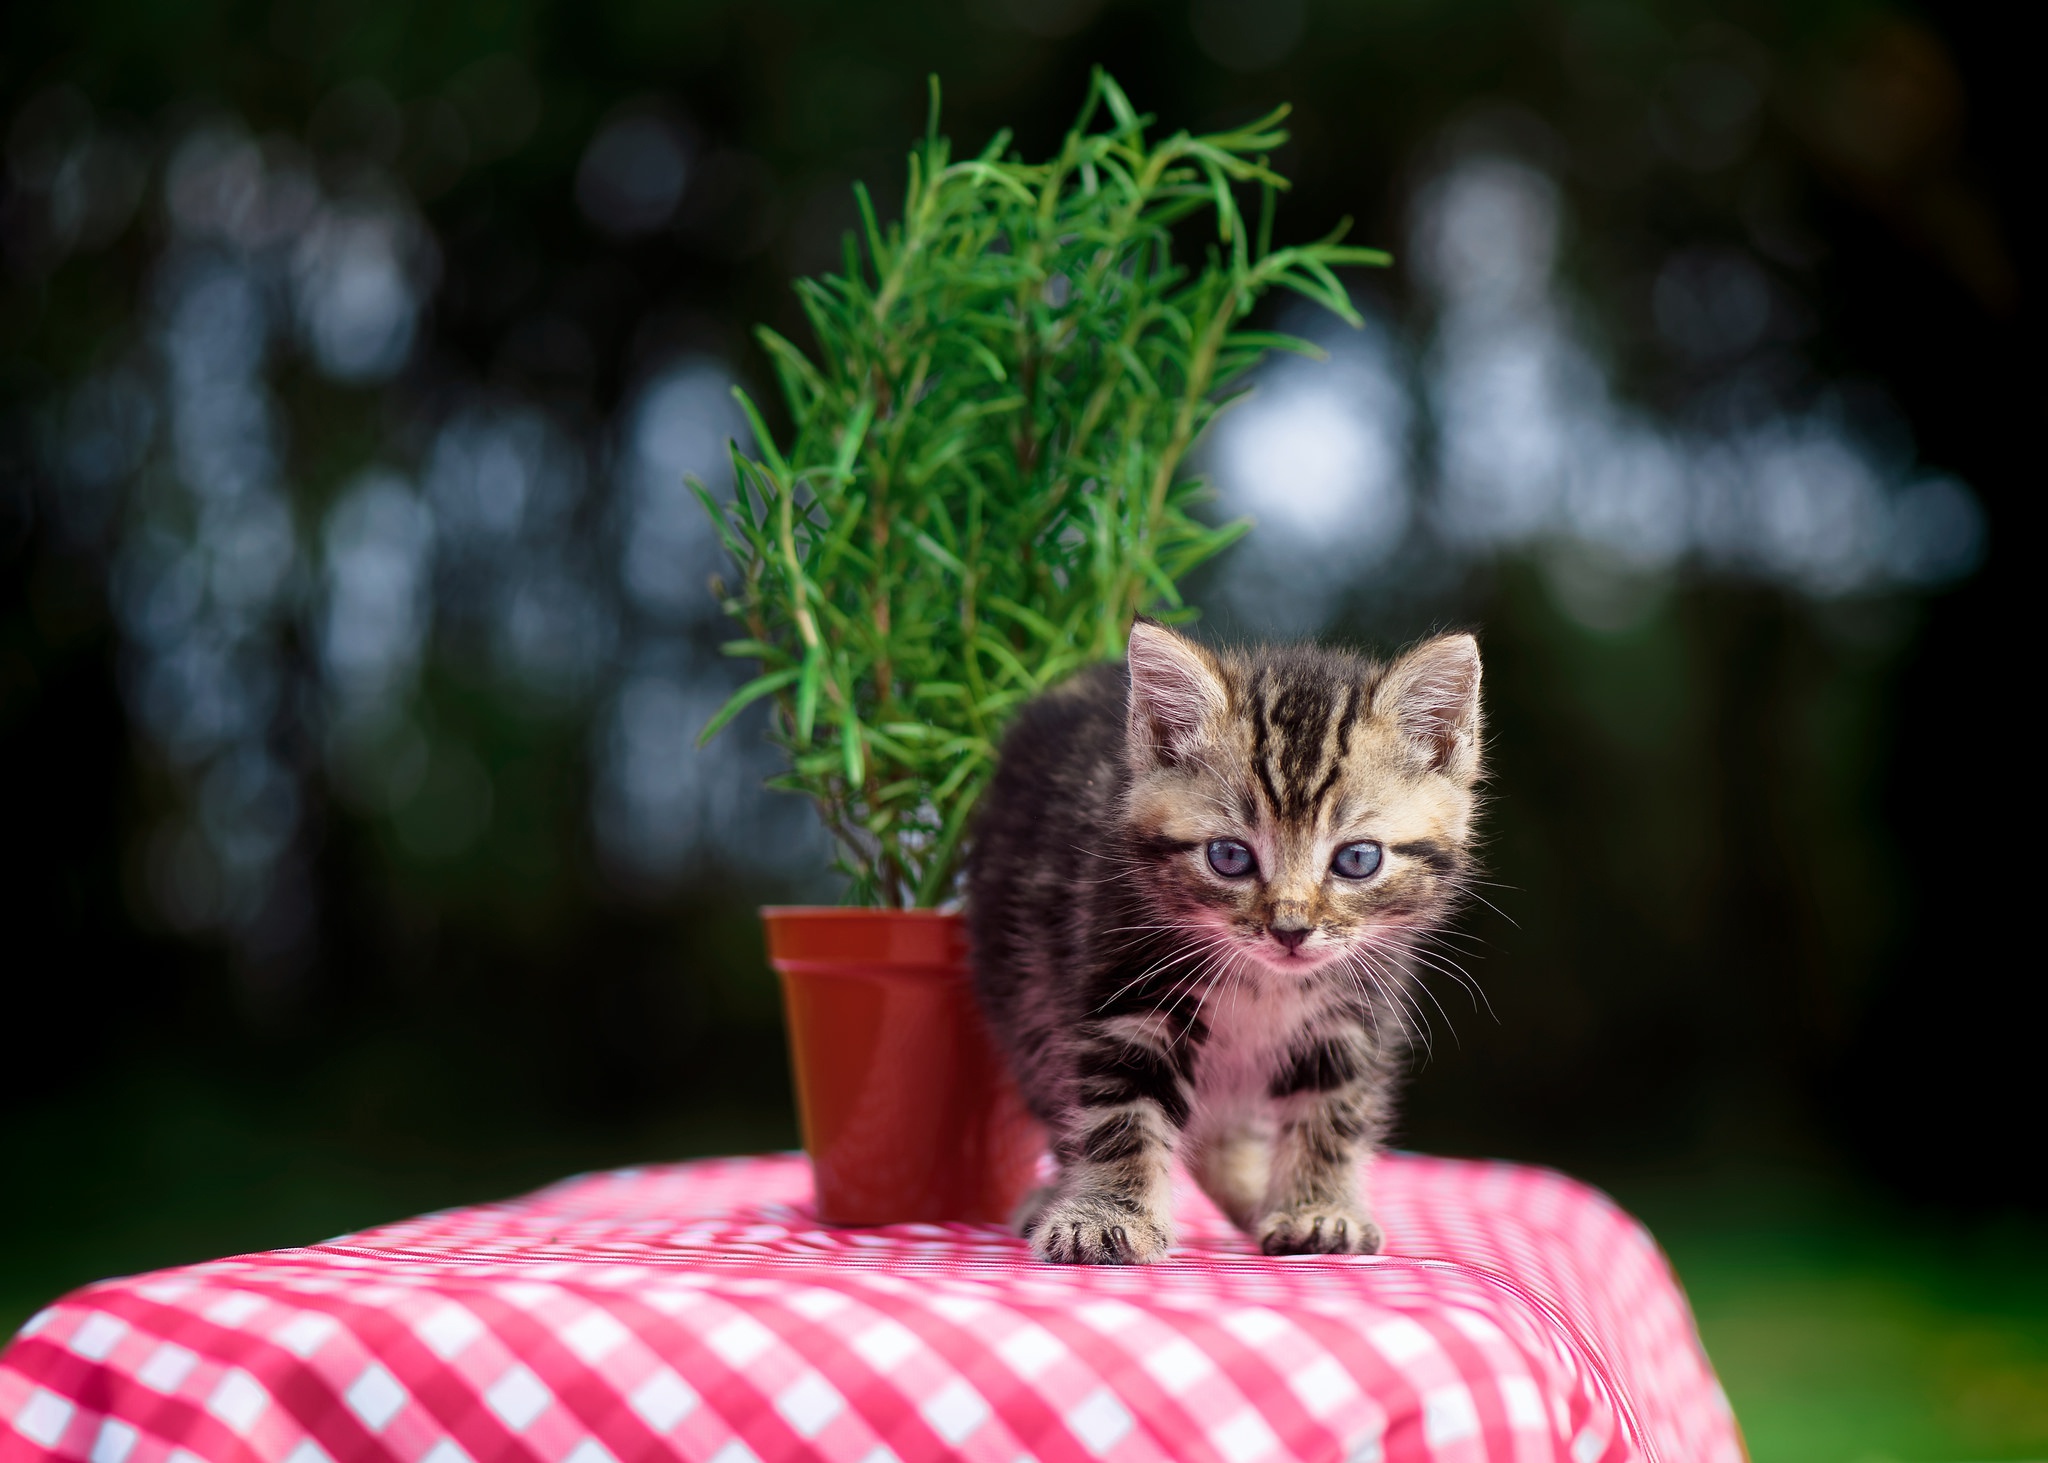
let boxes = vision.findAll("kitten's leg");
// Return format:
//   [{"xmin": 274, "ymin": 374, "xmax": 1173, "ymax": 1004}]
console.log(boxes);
[
  {"xmin": 1026, "ymin": 1018, "xmax": 1186, "ymax": 1264},
  {"xmin": 1186, "ymin": 1120, "xmax": 1271, "ymax": 1233},
  {"xmin": 1256, "ymin": 1030, "xmax": 1387, "ymax": 1256}
]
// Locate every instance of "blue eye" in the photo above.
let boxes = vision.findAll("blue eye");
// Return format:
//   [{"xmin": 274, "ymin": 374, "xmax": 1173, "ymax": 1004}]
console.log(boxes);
[
  {"xmin": 1206, "ymin": 839, "xmax": 1255, "ymax": 878},
  {"xmin": 1331, "ymin": 842, "xmax": 1383, "ymax": 880}
]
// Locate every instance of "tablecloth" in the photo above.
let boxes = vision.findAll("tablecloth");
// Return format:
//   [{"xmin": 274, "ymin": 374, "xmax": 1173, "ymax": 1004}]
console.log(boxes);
[{"xmin": 1, "ymin": 1152, "xmax": 1743, "ymax": 1463}]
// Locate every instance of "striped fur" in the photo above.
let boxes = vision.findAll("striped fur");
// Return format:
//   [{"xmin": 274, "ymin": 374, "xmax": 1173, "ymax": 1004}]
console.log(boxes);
[{"xmin": 968, "ymin": 620, "xmax": 1484, "ymax": 1263}]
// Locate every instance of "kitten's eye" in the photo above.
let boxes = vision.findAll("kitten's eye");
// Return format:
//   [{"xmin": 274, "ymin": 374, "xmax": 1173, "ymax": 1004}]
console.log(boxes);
[
  {"xmin": 1206, "ymin": 839, "xmax": 1256, "ymax": 878},
  {"xmin": 1331, "ymin": 841, "xmax": 1383, "ymax": 880}
]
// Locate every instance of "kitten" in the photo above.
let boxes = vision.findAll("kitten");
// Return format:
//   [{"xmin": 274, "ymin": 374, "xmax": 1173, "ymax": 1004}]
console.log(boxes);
[{"xmin": 967, "ymin": 619, "xmax": 1483, "ymax": 1264}]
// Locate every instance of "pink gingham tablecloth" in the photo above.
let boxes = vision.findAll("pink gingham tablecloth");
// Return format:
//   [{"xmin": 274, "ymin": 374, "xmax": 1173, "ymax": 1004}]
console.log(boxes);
[{"xmin": 1, "ymin": 1153, "xmax": 1743, "ymax": 1463}]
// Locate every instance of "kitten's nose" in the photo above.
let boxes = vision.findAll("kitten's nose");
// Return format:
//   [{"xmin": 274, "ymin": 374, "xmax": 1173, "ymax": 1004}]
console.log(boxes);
[{"xmin": 1269, "ymin": 919, "xmax": 1311, "ymax": 952}]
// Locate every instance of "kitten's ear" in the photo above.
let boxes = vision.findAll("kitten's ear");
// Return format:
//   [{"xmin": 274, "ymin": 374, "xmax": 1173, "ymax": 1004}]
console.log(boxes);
[
  {"xmin": 1126, "ymin": 618, "xmax": 1228, "ymax": 771},
  {"xmin": 1374, "ymin": 633, "xmax": 1483, "ymax": 783}
]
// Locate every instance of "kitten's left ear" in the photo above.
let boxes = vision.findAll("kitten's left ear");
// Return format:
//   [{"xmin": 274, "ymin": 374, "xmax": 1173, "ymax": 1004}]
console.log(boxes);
[
  {"xmin": 1126, "ymin": 618, "xmax": 1228, "ymax": 772},
  {"xmin": 1374, "ymin": 633, "xmax": 1483, "ymax": 784}
]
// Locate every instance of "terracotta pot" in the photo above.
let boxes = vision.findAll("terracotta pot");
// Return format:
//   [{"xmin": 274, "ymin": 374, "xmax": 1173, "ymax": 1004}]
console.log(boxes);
[{"xmin": 761, "ymin": 906, "xmax": 1045, "ymax": 1226}]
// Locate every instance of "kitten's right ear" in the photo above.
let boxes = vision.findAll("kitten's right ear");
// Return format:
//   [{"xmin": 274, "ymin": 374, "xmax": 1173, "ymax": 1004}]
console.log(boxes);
[{"xmin": 1126, "ymin": 618, "xmax": 1227, "ymax": 771}]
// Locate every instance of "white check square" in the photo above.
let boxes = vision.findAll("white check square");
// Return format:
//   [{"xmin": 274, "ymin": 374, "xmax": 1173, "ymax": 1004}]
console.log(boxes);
[
  {"xmin": 1221, "ymin": 1308, "xmax": 1287, "ymax": 1346},
  {"xmin": 15, "ymin": 1389, "xmax": 73, "ymax": 1448},
  {"xmin": 1213, "ymin": 1408, "xmax": 1281, "ymax": 1463},
  {"xmin": 485, "ymin": 1364, "xmax": 551, "ymax": 1432},
  {"xmin": 207, "ymin": 1369, "xmax": 268, "ymax": 1431},
  {"xmin": 851, "ymin": 1320, "xmax": 920, "ymax": 1371},
  {"xmin": 1142, "ymin": 1337, "xmax": 1212, "ymax": 1394},
  {"xmin": 561, "ymin": 1310, "xmax": 629, "ymax": 1365},
  {"xmin": 203, "ymin": 1293, "xmax": 266, "ymax": 1327},
  {"xmin": 1067, "ymin": 1388, "xmax": 1133, "ymax": 1455},
  {"xmin": 1367, "ymin": 1318, "xmax": 1435, "ymax": 1365},
  {"xmin": 137, "ymin": 1343, "xmax": 198, "ymax": 1393},
  {"xmin": 1291, "ymin": 1355, "xmax": 1356, "ymax": 1417},
  {"xmin": 69, "ymin": 1313, "xmax": 129, "ymax": 1361},
  {"xmin": 1500, "ymin": 1374, "xmax": 1548, "ymax": 1429},
  {"xmin": 1422, "ymin": 1384, "xmax": 1480, "ymax": 1445},
  {"xmin": 785, "ymin": 1289, "xmax": 849, "ymax": 1321},
  {"xmin": 705, "ymin": 1316, "xmax": 776, "ymax": 1367},
  {"xmin": 996, "ymin": 1324, "xmax": 1065, "ymax": 1378},
  {"xmin": 414, "ymin": 1303, "xmax": 484, "ymax": 1361},
  {"xmin": 921, "ymin": 1379, "xmax": 989, "ymax": 1444},
  {"xmin": 629, "ymin": 1369, "xmax": 697, "ymax": 1433},
  {"xmin": 345, "ymin": 1363, "xmax": 406, "ymax": 1432},
  {"xmin": 89, "ymin": 1418, "xmax": 138, "ymax": 1463},
  {"xmin": 273, "ymin": 1312, "xmax": 337, "ymax": 1359},
  {"xmin": 775, "ymin": 1372, "xmax": 844, "ymax": 1438}
]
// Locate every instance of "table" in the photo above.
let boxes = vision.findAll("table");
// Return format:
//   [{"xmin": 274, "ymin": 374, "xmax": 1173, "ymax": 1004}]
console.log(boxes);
[{"xmin": 1, "ymin": 1153, "xmax": 1743, "ymax": 1462}]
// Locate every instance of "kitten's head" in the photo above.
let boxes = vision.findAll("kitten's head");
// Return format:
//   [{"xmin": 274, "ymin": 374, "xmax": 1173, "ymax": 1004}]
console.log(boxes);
[{"xmin": 1121, "ymin": 619, "xmax": 1483, "ymax": 980}]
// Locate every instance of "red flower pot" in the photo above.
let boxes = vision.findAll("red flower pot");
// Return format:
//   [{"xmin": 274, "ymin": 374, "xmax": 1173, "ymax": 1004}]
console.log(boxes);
[{"xmin": 761, "ymin": 906, "xmax": 1045, "ymax": 1226}]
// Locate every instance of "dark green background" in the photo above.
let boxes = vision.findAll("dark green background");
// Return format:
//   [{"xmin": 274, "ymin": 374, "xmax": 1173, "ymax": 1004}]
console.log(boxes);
[{"xmin": 2, "ymin": 0, "xmax": 2038, "ymax": 1457}]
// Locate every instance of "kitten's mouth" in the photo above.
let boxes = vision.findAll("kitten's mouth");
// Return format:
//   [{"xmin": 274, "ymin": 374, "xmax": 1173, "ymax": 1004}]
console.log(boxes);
[{"xmin": 1244, "ymin": 939, "xmax": 1337, "ymax": 975}]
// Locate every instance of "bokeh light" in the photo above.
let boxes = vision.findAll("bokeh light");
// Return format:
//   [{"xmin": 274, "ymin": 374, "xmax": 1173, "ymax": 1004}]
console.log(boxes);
[{"xmin": 1208, "ymin": 145, "xmax": 1983, "ymax": 640}]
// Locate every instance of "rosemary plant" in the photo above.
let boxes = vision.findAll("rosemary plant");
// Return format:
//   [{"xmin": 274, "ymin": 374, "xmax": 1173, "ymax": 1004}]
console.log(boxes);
[{"xmin": 697, "ymin": 70, "xmax": 1387, "ymax": 906}]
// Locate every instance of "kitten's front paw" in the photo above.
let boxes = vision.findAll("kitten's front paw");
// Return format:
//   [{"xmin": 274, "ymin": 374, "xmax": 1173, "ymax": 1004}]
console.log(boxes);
[
  {"xmin": 1256, "ymin": 1203, "xmax": 1383, "ymax": 1256},
  {"xmin": 1027, "ymin": 1193, "xmax": 1171, "ymax": 1264}
]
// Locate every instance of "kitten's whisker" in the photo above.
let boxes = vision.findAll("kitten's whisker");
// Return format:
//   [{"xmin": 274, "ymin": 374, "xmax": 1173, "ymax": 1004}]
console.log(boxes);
[
  {"xmin": 1063, "ymin": 855, "xmax": 1156, "ymax": 886},
  {"xmin": 1345, "ymin": 948, "xmax": 1430, "ymax": 1061},
  {"xmin": 1391, "ymin": 949, "xmax": 1461, "ymax": 1049},
  {"xmin": 1123, "ymin": 934, "xmax": 1219, "ymax": 1025},
  {"xmin": 1183, "ymin": 945, "xmax": 1242, "ymax": 1052},
  {"xmin": 1451, "ymin": 883, "xmax": 1517, "ymax": 928},
  {"xmin": 1406, "ymin": 949, "xmax": 1489, "ymax": 1020},
  {"xmin": 1092, "ymin": 939, "xmax": 1211, "ymax": 1015},
  {"xmin": 1351, "ymin": 944, "xmax": 1438, "ymax": 1057},
  {"xmin": 1401, "ymin": 936, "xmax": 1498, "ymax": 1023},
  {"xmin": 1164, "ymin": 935, "xmax": 1240, "ymax": 1048}
]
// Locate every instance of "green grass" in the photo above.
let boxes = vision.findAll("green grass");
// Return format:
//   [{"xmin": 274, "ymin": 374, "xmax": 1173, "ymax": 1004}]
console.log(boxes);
[
  {"xmin": 1619, "ymin": 1167, "xmax": 2048, "ymax": 1463},
  {"xmin": 4, "ymin": 1077, "xmax": 2044, "ymax": 1462}
]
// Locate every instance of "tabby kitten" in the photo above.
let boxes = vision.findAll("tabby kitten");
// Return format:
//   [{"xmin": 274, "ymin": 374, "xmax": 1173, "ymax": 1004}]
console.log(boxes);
[{"xmin": 968, "ymin": 619, "xmax": 1483, "ymax": 1264}]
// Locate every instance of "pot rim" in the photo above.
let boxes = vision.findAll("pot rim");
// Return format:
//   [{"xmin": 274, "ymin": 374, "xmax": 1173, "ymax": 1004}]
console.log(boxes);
[
  {"xmin": 759, "ymin": 905, "xmax": 961, "ymax": 921},
  {"xmin": 760, "ymin": 905, "xmax": 969, "ymax": 974}
]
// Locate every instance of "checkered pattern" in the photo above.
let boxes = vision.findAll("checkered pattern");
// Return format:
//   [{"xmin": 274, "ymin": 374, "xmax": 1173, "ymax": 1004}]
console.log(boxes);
[{"xmin": 2, "ymin": 1153, "xmax": 1742, "ymax": 1462}]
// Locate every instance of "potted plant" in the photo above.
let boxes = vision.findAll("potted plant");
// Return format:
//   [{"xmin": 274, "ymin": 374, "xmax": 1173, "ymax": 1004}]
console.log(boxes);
[{"xmin": 697, "ymin": 70, "xmax": 1384, "ymax": 1224}]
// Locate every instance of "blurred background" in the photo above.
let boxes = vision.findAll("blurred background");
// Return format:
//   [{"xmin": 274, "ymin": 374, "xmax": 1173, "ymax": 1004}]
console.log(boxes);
[{"xmin": 1, "ymin": 0, "xmax": 2037, "ymax": 1457}]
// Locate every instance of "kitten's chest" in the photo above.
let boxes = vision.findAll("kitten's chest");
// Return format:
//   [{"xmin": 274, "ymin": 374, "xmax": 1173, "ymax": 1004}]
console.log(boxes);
[{"xmin": 1188, "ymin": 980, "xmax": 1328, "ymax": 1110}]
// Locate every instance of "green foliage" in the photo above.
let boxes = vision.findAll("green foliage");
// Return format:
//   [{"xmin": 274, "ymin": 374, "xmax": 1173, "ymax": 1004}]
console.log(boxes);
[{"xmin": 698, "ymin": 69, "xmax": 1386, "ymax": 906}]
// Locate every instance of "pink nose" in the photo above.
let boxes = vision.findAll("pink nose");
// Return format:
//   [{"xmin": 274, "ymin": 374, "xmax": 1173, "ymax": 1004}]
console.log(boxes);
[{"xmin": 1270, "ymin": 925, "xmax": 1309, "ymax": 952}]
